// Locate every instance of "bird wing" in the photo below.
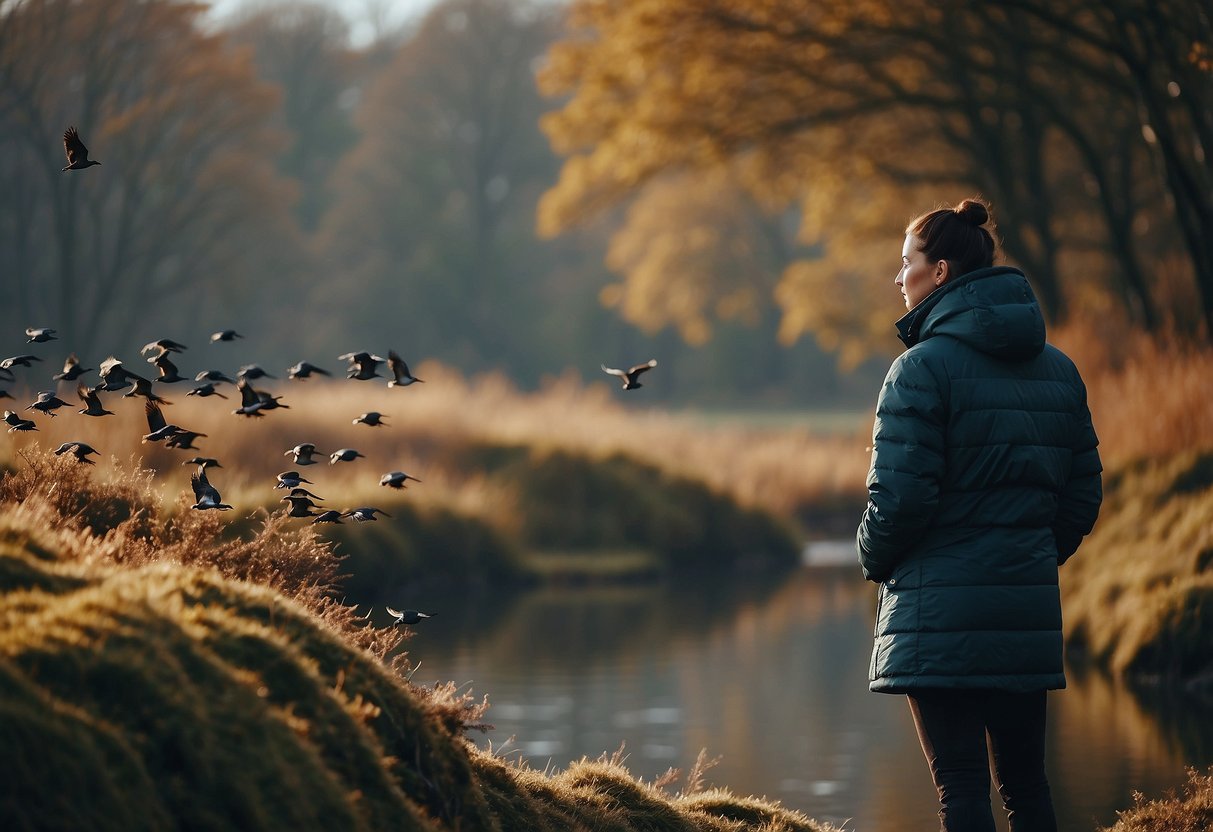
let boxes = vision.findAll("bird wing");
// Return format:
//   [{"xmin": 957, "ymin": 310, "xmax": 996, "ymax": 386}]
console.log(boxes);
[
  {"xmin": 628, "ymin": 359, "xmax": 658, "ymax": 376},
  {"xmin": 61, "ymin": 353, "xmax": 79, "ymax": 373},
  {"xmin": 601, "ymin": 364, "xmax": 626, "ymax": 378},
  {"xmin": 144, "ymin": 400, "xmax": 167, "ymax": 432},
  {"xmin": 98, "ymin": 356, "xmax": 124, "ymax": 378},
  {"xmin": 385, "ymin": 606, "xmax": 404, "ymax": 620},
  {"xmin": 154, "ymin": 353, "xmax": 178, "ymax": 377},
  {"xmin": 387, "ymin": 351, "xmax": 405, "ymax": 379},
  {"xmin": 63, "ymin": 126, "xmax": 88, "ymax": 164}
]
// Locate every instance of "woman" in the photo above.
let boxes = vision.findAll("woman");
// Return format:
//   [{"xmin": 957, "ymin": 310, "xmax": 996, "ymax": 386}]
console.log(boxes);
[{"xmin": 856, "ymin": 198, "xmax": 1102, "ymax": 832}]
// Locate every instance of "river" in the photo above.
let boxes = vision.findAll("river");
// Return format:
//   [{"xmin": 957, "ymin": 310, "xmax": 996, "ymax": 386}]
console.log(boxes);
[{"xmin": 399, "ymin": 564, "xmax": 1210, "ymax": 831}]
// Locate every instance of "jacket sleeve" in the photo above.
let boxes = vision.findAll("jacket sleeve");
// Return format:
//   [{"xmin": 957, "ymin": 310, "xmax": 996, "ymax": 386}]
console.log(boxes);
[
  {"xmin": 1053, "ymin": 382, "xmax": 1102, "ymax": 565},
  {"xmin": 856, "ymin": 352, "xmax": 947, "ymax": 582}
]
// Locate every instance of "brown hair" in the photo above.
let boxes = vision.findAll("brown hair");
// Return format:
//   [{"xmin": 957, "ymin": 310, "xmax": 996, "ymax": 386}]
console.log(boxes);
[{"xmin": 906, "ymin": 197, "xmax": 997, "ymax": 279}]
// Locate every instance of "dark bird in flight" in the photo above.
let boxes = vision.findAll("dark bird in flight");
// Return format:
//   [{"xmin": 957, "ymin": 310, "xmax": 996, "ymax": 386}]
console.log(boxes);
[
  {"xmin": 62, "ymin": 127, "xmax": 101, "ymax": 171},
  {"xmin": 329, "ymin": 448, "xmax": 365, "ymax": 464},
  {"xmin": 601, "ymin": 358, "xmax": 658, "ymax": 390},
  {"xmin": 276, "ymin": 470, "xmax": 314, "ymax": 489},
  {"xmin": 53, "ymin": 353, "xmax": 92, "ymax": 381},
  {"xmin": 380, "ymin": 471, "xmax": 421, "ymax": 489},
  {"xmin": 141, "ymin": 338, "xmax": 187, "ymax": 358},
  {"xmin": 237, "ymin": 364, "xmax": 274, "ymax": 381},
  {"xmin": 339, "ymin": 351, "xmax": 384, "ymax": 381},
  {"xmin": 284, "ymin": 444, "xmax": 322, "ymax": 467},
  {"xmin": 149, "ymin": 351, "xmax": 187, "ymax": 383},
  {"xmin": 281, "ymin": 493, "xmax": 321, "ymax": 518},
  {"xmin": 233, "ymin": 379, "xmax": 287, "ymax": 416},
  {"xmin": 287, "ymin": 361, "xmax": 330, "ymax": 381},
  {"xmin": 3, "ymin": 410, "xmax": 37, "ymax": 431},
  {"xmin": 345, "ymin": 506, "xmax": 391, "ymax": 522},
  {"xmin": 285, "ymin": 486, "xmax": 324, "ymax": 501},
  {"xmin": 387, "ymin": 351, "xmax": 424, "ymax": 387},
  {"xmin": 26, "ymin": 391, "xmax": 69, "ymax": 416},
  {"xmin": 195, "ymin": 369, "xmax": 235, "ymax": 384},
  {"xmin": 97, "ymin": 356, "xmax": 137, "ymax": 392},
  {"xmin": 183, "ymin": 457, "xmax": 222, "ymax": 471},
  {"xmin": 311, "ymin": 510, "xmax": 344, "ymax": 524},
  {"xmin": 122, "ymin": 373, "xmax": 169, "ymax": 403},
  {"xmin": 211, "ymin": 329, "xmax": 242, "ymax": 343},
  {"xmin": 25, "ymin": 327, "xmax": 57, "ymax": 343},
  {"xmin": 54, "ymin": 441, "xmax": 99, "ymax": 464},
  {"xmin": 353, "ymin": 411, "xmax": 388, "ymax": 427},
  {"xmin": 1, "ymin": 354, "xmax": 42, "ymax": 370},
  {"xmin": 187, "ymin": 382, "xmax": 227, "ymax": 399},
  {"xmin": 190, "ymin": 470, "xmax": 232, "ymax": 511},
  {"xmin": 76, "ymin": 383, "xmax": 114, "ymax": 417},
  {"xmin": 142, "ymin": 400, "xmax": 188, "ymax": 443},
  {"xmin": 165, "ymin": 429, "xmax": 207, "ymax": 450},
  {"xmin": 385, "ymin": 607, "xmax": 435, "ymax": 626}
]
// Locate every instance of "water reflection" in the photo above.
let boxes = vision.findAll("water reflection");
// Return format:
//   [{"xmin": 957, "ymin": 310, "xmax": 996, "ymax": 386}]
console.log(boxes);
[{"xmin": 401, "ymin": 568, "xmax": 1209, "ymax": 831}]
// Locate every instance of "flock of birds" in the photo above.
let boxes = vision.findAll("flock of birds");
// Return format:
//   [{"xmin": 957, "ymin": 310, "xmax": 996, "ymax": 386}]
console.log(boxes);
[{"xmin": 5, "ymin": 125, "xmax": 663, "ymax": 627}]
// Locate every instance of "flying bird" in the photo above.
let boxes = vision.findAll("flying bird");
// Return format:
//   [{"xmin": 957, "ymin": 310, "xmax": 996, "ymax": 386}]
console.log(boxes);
[
  {"xmin": 76, "ymin": 383, "xmax": 114, "ymax": 417},
  {"xmin": 339, "ymin": 351, "xmax": 384, "ymax": 381},
  {"xmin": 285, "ymin": 486, "xmax": 324, "ymax": 501},
  {"xmin": 1, "ymin": 355, "xmax": 42, "ymax": 370},
  {"xmin": 287, "ymin": 361, "xmax": 330, "ymax": 380},
  {"xmin": 149, "ymin": 351, "xmax": 187, "ymax": 383},
  {"xmin": 54, "ymin": 441, "xmax": 99, "ymax": 464},
  {"xmin": 53, "ymin": 353, "xmax": 92, "ymax": 382},
  {"xmin": 237, "ymin": 364, "xmax": 274, "ymax": 381},
  {"xmin": 385, "ymin": 607, "xmax": 435, "ymax": 626},
  {"xmin": 210, "ymin": 329, "xmax": 242, "ymax": 343},
  {"xmin": 310, "ymin": 510, "xmax": 344, "ymax": 524},
  {"xmin": 329, "ymin": 448, "xmax": 365, "ymax": 464},
  {"xmin": 3, "ymin": 410, "xmax": 37, "ymax": 431},
  {"xmin": 165, "ymin": 429, "xmax": 207, "ymax": 450},
  {"xmin": 25, "ymin": 391, "xmax": 69, "ymax": 416},
  {"xmin": 345, "ymin": 506, "xmax": 391, "ymax": 522},
  {"xmin": 353, "ymin": 411, "xmax": 388, "ymax": 427},
  {"xmin": 190, "ymin": 471, "xmax": 232, "ymax": 511},
  {"xmin": 97, "ymin": 356, "xmax": 137, "ymax": 392},
  {"xmin": 195, "ymin": 369, "xmax": 235, "ymax": 384},
  {"xmin": 601, "ymin": 359, "xmax": 658, "ymax": 390},
  {"xmin": 275, "ymin": 473, "xmax": 312, "ymax": 492},
  {"xmin": 122, "ymin": 373, "xmax": 169, "ymax": 403},
  {"xmin": 183, "ymin": 457, "xmax": 222, "ymax": 471},
  {"xmin": 380, "ymin": 471, "xmax": 421, "ymax": 489},
  {"xmin": 387, "ymin": 351, "xmax": 423, "ymax": 387},
  {"xmin": 62, "ymin": 126, "xmax": 101, "ymax": 172},
  {"xmin": 187, "ymin": 382, "xmax": 227, "ymax": 399},
  {"xmin": 25, "ymin": 327, "xmax": 57, "ymax": 343},
  {"xmin": 281, "ymin": 493, "xmax": 322, "ymax": 518},
  {"xmin": 233, "ymin": 379, "xmax": 287, "ymax": 416},
  {"xmin": 142, "ymin": 400, "xmax": 187, "ymax": 443},
  {"xmin": 284, "ymin": 444, "xmax": 322, "ymax": 466},
  {"xmin": 141, "ymin": 338, "xmax": 188, "ymax": 357}
]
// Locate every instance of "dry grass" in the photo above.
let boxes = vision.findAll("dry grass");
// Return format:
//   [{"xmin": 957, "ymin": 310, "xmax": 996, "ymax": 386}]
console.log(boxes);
[{"xmin": 1101, "ymin": 768, "xmax": 1213, "ymax": 832}]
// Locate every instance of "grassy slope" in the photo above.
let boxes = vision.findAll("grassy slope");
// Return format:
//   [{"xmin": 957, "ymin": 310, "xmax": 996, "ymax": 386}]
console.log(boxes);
[
  {"xmin": 1061, "ymin": 450, "xmax": 1213, "ymax": 685},
  {"xmin": 0, "ymin": 511, "xmax": 836, "ymax": 832}
]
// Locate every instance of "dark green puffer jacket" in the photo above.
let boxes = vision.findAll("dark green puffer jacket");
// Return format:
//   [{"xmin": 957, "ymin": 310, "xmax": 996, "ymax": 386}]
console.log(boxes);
[{"xmin": 857, "ymin": 266, "xmax": 1102, "ymax": 694}]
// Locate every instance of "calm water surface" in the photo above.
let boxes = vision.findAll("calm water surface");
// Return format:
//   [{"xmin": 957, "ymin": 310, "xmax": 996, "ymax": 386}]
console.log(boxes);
[{"xmin": 399, "ymin": 566, "xmax": 1209, "ymax": 831}]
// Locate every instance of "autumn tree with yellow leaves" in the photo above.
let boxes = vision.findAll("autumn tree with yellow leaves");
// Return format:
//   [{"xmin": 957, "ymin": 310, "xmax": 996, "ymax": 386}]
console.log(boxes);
[{"xmin": 538, "ymin": 0, "xmax": 1213, "ymax": 364}]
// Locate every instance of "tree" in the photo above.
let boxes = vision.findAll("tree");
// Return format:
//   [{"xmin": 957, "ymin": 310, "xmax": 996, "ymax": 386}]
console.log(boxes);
[
  {"xmin": 538, "ymin": 0, "xmax": 1213, "ymax": 363},
  {"xmin": 318, "ymin": 0, "xmax": 561, "ymax": 370},
  {"xmin": 226, "ymin": 2, "xmax": 360, "ymax": 230},
  {"xmin": 0, "ymin": 0, "xmax": 302, "ymax": 355}
]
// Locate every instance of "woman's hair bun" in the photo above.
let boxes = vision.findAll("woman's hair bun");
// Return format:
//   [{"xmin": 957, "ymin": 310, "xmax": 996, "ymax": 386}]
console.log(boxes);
[{"xmin": 953, "ymin": 198, "xmax": 989, "ymax": 227}]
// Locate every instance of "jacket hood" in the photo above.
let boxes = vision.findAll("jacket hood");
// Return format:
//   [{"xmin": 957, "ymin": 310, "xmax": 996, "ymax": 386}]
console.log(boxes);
[{"xmin": 895, "ymin": 266, "xmax": 1045, "ymax": 360}]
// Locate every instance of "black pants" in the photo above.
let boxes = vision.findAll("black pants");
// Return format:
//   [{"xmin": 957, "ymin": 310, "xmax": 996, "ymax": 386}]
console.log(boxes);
[{"xmin": 907, "ymin": 689, "xmax": 1057, "ymax": 832}]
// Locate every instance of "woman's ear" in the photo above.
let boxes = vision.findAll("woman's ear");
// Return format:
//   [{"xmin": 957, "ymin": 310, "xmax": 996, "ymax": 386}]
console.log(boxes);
[{"xmin": 935, "ymin": 260, "xmax": 950, "ymax": 286}]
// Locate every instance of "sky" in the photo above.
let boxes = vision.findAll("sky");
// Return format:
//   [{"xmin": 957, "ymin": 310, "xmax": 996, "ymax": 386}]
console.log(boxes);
[{"xmin": 205, "ymin": 0, "xmax": 443, "ymax": 46}]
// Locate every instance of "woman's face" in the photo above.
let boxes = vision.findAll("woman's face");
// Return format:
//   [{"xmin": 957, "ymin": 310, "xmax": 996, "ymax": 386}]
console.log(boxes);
[{"xmin": 897, "ymin": 234, "xmax": 943, "ymax": 310}]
